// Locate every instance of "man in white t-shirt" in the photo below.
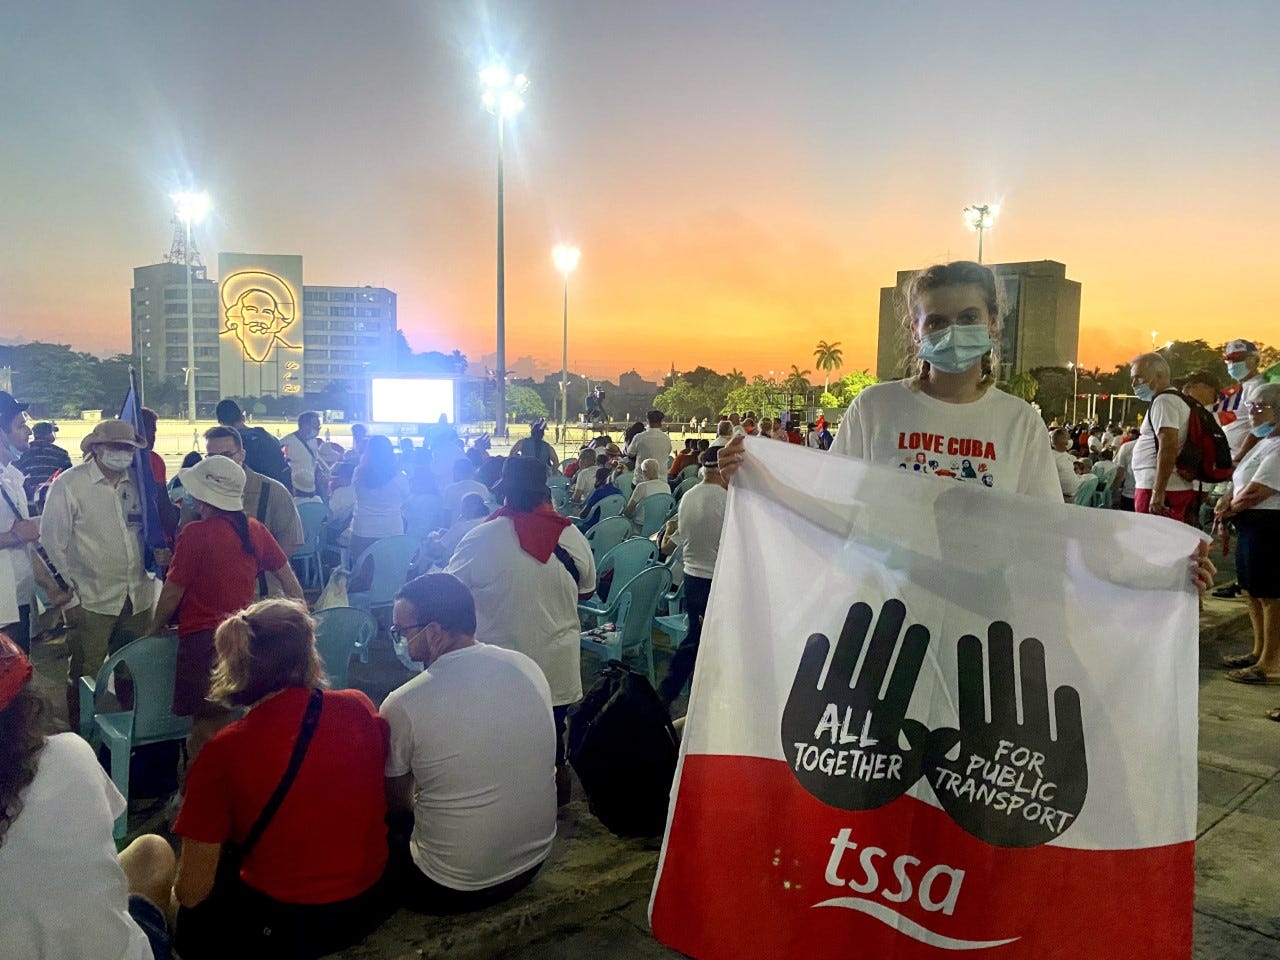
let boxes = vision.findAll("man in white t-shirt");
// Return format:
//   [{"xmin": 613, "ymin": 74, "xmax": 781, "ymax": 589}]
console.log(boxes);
[
  {"xmin": 1130, "ymin": 352, "xmax": 1197, "ymax": 523},
  {"xmin": 1050, "ymin": 429, "xmax": 1084, "ymax": 501},
  {"xmin": 1113, "ymin": 428, "xmax": 1139, "ymax": 510},
  {"xmin": 447, "ymin": 457, "xmax": 596, "ymax": 805},
  {"xmin": 1220, "ymin": 339, "xmax": 1268, "ymax": 464},
  {"xmin": 282, "ymin": 411, "xmax": 326, "ymax": 502},
  {"xmin": 708, "ymin": 419, "xmax": 734, "ymax": 450},
  {"xmin": 628, "ymin": 409, "xmax": 673, "ymax": 472},
  {"xmin": 570, "ymin": 450, "xmax": 599, "ymax": 504},
  {"xmin": 657, "ymin": 447, "xmax": 728, "ymax": 709},
  {"xmin": 381, "ymin": 574, "xmax": 556, "ymax": 911}
]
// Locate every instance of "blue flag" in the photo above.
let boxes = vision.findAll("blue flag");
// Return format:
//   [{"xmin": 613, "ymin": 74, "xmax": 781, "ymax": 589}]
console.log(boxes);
[{"xmin": 119, "ymin": 369, "xmax": 167, "ymax": 569}]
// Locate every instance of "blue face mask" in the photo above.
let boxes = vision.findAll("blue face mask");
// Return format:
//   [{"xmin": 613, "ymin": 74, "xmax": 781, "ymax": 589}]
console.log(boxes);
[
  {"xmin": 1252, "ymin": 422, "xmax": 1276, "ymax": 438},
  {"xmin": 918, "ymin": 325, "xmax": 993, "ymax": 374},
  {"xmin": 1227, "ymin": 361, "xmax": 1251, "ymax": 381},
  {"xmin": 1133, "ymin": 383, "xmax": 1156, "ymax": 403}
]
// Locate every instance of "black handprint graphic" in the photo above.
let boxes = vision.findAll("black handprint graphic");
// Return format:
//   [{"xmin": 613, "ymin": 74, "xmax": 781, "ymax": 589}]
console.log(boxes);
[
  {"xmin": 922, "ymin": 622, "xmax": 1088, "ymax": 847},
  {"xmin": 780, "ymin": 599, "xmax": 930, "ymax": 811}
]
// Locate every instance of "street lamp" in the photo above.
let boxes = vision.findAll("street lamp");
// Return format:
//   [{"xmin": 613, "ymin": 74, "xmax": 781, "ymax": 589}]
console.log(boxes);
[
  {"xmin": 480, "ymin": 64, "xmax": 530, "ymax": 439},
  {"xmin": 963, "ymin": 203, "xmax": 999, "ymax": 264},
  {"xmin": 552, "ymin": 244, "xmax": 580, "ymax": 446},
  {"xmin": 171, "ymin": 191, "xmax": 211, "ymax": 423},
  {"xmin": 1067, "ymin": 360, "xmax": 1079, "ymax": 422}
]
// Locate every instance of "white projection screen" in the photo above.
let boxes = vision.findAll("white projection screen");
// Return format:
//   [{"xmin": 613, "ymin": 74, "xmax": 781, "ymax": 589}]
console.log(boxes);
[{"xmin": 370, "ymin": 377, "xmax": 457, "ymax": 423}]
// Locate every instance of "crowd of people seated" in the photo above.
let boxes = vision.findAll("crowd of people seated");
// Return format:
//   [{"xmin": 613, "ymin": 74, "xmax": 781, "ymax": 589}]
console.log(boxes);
[{"xmin": 0, "ymin": 264, "xmax": 1271, "ymax": 958}]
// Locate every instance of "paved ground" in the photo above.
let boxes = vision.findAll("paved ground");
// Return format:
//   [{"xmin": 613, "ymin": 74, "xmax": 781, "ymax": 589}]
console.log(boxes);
[{"xmin": 35, "ymin": 546, "xmax": 1280, "ymax": 959}]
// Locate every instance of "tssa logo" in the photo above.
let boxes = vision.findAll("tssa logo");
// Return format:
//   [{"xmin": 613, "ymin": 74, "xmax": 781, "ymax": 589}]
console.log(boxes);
[{"xmin": 814, "ymin": 829, "xmax": 1018, "ymax": 951}]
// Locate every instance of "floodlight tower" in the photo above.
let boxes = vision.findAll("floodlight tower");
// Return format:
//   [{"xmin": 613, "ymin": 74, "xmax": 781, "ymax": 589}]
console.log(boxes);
[
  {"xmin": 963, "ymin": 203, "xmax": 999, "ymax": 264},
  {"xmin": 480, "ymin": 64, "xmax": 530, "ymax": 439},
  {"xmin": 170, "ymin": 191, "xmax": 211, "ymax": 423}
]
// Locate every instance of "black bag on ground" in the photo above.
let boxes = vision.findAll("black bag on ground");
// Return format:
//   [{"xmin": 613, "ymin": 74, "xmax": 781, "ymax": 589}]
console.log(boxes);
[{"xmin": 568, "ymin": 662, "xmax": 678, "ymax": 837}]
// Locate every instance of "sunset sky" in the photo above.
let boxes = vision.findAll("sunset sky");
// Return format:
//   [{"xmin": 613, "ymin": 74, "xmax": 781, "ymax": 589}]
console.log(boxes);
[{"xmin": 2, "ymin": 1, "xmax": 1276, "ymax": 382}]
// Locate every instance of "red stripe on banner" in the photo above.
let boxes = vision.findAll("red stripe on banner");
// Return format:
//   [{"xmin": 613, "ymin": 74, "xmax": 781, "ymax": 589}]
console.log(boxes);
[{"xmin": 651, "ymin": 754, "xmax": 1192, "ymax": 960}]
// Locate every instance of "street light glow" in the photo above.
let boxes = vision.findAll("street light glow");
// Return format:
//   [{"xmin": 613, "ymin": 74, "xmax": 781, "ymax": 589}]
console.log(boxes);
[
  {"xmin": 170, "ymin": 191, "xmax": 211, "ymax": 226},
  {"xmin": 963, "ymin": 203, "xmax": 998, "ymax": 232},
  {"xmin": 480, "ymin": 65, "xmax": 530, "ymax": 117},
  {"xmin": 553, "ymin": 244, "xmax": 581, "ymax": 275}
]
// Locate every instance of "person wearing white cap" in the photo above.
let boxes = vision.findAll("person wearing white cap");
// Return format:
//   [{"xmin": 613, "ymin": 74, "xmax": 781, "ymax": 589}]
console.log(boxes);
[
  {"xmin": 147, "ymin": 455, "xmax": 303, "ymax": 757},
  {"xmin": 1220, "ymin": 339, "xmax": 1267, "ymax": 464},
  {"xmin": 40, "ymin": 419, "xmax": 162, "ymax": 724}
]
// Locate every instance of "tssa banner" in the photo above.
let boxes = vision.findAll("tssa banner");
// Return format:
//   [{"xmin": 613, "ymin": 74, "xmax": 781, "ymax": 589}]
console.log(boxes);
[{"xmin": 650, "ymin": 438, "xmax": 1203, "ymax": 960}]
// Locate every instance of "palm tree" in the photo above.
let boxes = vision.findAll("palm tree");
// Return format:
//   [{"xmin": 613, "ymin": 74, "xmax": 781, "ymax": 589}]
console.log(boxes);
[
  {"xmin": 785, "ymin": 365, "xmax": 813, "ymax": 408},
  {"xmin": 813, "ymin": 340, "xmax": 844, "ymax": 392},
  {"xmin": 726, "ymin": 368, "xmax": 747, "ymax": 390}
]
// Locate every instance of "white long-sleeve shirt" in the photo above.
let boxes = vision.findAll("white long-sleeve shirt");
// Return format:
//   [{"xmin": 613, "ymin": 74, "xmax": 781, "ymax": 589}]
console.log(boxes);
[
  {"xmin": 0, "ymin": 462, "xmax": 34, "ymax": 625},
  {"xmin": 39, "ymin": 460, "xmax": 160, "ymax": 616}
]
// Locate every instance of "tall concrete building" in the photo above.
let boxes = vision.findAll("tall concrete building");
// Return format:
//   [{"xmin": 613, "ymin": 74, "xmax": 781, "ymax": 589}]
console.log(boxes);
[
  {"xmin": 875, "ymin": 260, "xmax": 1080, "ymax": 381},
  {"xmin": 131, "ymin": 255, "xmax": 398, "ymax": 417}
]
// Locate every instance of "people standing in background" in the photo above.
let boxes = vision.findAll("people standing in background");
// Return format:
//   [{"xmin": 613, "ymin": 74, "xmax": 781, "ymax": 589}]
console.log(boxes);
[
  {"xmin": 214, "ymin": 399, "xmax": 293, "ymax": 492},
  {"xmin": 40, "ymin": 420, "xmax": 162, "ymax": 722},
  {"xmin": 350, "ymin": 434, "xmax": 411, "ymax": 563},
  {"xmin": 16, "ymin": 421, "xmax": 71, "ymax": 502},
  {"xmin": 283, "ymin": 411, "xmax": 327, "ymax": 502}
]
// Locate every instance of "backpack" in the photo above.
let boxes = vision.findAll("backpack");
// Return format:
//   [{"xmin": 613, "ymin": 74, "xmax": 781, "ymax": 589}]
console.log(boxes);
[
  {"xmin": 567, "ymin": 662, "xmax": 678, "ymax": 837},
  {"xmin": 239, "ymin": 426, "xmax": 293, "ymax": 492},
  {"xmin": 1155, "ymin": 390, "xmax": 1234, "ymax": 483}
]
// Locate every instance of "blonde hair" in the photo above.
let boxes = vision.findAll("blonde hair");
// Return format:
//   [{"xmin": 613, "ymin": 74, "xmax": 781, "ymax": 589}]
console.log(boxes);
[
  {"xmin": 899, "ymin": 261, "xmax": 1004, "ymax": 391},
  {"xmin": 209, "ymin": 599, "xmax": 327, "ymax": 707}
]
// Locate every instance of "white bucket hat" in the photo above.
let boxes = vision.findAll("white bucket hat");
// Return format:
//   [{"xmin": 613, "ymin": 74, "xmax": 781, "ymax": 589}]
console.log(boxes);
[{"xmin": 180, "ymin": 456, "xmax": 246, "ymax": 513}]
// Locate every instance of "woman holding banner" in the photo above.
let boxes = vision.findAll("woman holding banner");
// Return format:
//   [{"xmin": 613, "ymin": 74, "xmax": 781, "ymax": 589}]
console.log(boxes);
[{"xmin": 720, "ymin": 261, "xmax": 1213, "ymax": 589}]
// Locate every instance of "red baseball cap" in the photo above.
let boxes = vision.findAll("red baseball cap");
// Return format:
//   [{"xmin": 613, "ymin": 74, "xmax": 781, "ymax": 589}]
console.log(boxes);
[
  {"xmin": 0, "ymin": 632, "xmax": 32, "ymax": 711},
  {"xmin": 1224, "ymin": 339, "xmax": 1259, "ymax": 361}
]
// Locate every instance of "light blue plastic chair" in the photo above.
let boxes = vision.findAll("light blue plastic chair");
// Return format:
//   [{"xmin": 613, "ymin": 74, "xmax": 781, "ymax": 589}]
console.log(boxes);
[
  {"xmin": 291, "ymin": 501, "xmax": 328, "ymax": 588},
  {"xmin": 550, "ymin": 484, "xmax": 571, "ymax": 515},
  {"xmin": 584, "ymin": 516, "xmax": 631, "ymax": 566},
  {"xmin": 678, "ymin": 463, "xmax": 700, "ymax": 484},
  {"xmin": 580, "ymin": 564, "xmax": 673, "ymax": 683},
  {"xmin": 313, "ymin": 606, "xmax": 378, "ymax": 689},
  {"xmin": 579, "ymin": 539, "xmax": 660, "ymax": 623},
  {"xmin": 673, "ymin": 476, "xmax": 699, "ymax": 503},
  {"xmin": 547, "ymin": 474, "xmax": 569, "ymax": 491},
  {"xmin": 78, "ymin": 635, "xmax": 190, "ymax": 838},
  {"xmin": 1073, "ymin": 474, "xmax": 1100, "ymax": 507},
  {"xmin": 1093, "ymin": 469, "xmax": 1119, "ymax": 508},
  {"xmin": 575, "ymin": 492, "xmax": 626, "ymax": 530},
  {"xmin": 636, "ymin": 492, "xmax": 676, "ymax": 538},
  {"xmin": 347, "ymin": 535, "xmax": 418, "ymax": 613},
  {"xmin": 616, "ymin": 472, "xmax": 635, "ymax": 500}
]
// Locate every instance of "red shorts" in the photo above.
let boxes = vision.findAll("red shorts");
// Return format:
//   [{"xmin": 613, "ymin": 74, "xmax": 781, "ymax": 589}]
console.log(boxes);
[{"xmin": 1134, "ymin": 488, "xmax": 1199, "ymax": 525}]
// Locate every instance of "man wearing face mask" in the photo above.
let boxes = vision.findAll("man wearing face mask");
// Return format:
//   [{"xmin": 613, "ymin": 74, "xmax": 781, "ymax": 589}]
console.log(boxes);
[
  {"xmin": 282, "ymin": 410, "xmax": 327, "ymax": 503},
  {"xmin": 1129, "ymin": 352, "xmax": 1197, "ymax": 523},
  {"xmin": 1219, "ymin": 340, "xmax": 1267, "ymax": 465},
  {"xmin": 40, "ymin": 420, "xmax": 162, "ymax": 721}
]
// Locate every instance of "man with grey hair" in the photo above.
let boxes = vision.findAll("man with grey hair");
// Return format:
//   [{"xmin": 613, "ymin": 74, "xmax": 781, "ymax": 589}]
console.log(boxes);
[
  {"xmin": 1050, "ymin": 428, "xmax": 1084, "ymax": 501},
  {"xmin": 1130, "ymin": 352, "xmax": 1197, "ymax": 523},
  {"xmin": 709, "ymin": 419, "xmax": 734, "ymax": 450}
]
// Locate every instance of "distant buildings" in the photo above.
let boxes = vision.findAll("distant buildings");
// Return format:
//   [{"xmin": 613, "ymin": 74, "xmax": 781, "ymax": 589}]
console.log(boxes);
[
  {"xmin": 131, "ymin": 253, "xmax": 397, "ymax": 417},
  {"xmin": 876, "ymin": 260, "xmax": 1080, "ymax": 381}
]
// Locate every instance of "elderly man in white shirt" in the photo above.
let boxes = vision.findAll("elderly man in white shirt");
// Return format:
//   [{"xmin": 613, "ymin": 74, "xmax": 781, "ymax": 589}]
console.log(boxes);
[
  {"xmin": 1050, "ymin": 428, "xmax": 1084, "ymax": 501},
  {"xmin": 40, "ymin": 419, "xmax": 163, "ymax": 723},
  {"xmin": 622, "ymin": 458, "xmax": 668, "ymax": 534},
  {"xmin": 282, "ymin": 410, "xmax": 326, "ymax": 502}
]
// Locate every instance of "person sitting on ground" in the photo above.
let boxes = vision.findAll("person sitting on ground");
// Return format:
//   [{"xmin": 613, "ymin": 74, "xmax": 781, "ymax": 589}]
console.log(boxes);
[
  {"xmin": 446, "ymin": 457, "xmax": 595, "ymax": 806},
  {"xmin": 622, "ymin": 457, "xmax": 668, "ymax": 534},
  {"xmin": 202, "ymin": 426, "xmax": 303, "ymax": 596},
  {"xmin": 420, "ymin": 493, "xmax": 489, "ymax": 569},
  {"xmin": 441, "ymin": 458, "xmax": 488, "ymax": 528},
  {"xmin": 0, "ymin": 633, "xmax": 177, "ymax": 960},
  {"xmin": 148, "ymin": 457, "xmax": 304, "ymax": 760},
  {"xmin": 214, "ymin": 399, "xmax": 292, "ymax": 491},
  {"xmin": 510, "ymin": 419, "xmax": 559, "ymax": 473},
  {"xmin": 381, "ymin": 574, "xmax": 557, "ymax": 913},
  {"xmin": 579, "ymin": 466, "xmax": 622, "ymax": 532},
  {"xmin": 570, "ymin": 450, "xmax": 599, "ymax": 504},
  {"xmin": 172, "ymin": 600, "xmax": 391, "ymax": 959},
  {"xmin": 16, "ymin": 421, "xmax": 72, "ymax": 501}
]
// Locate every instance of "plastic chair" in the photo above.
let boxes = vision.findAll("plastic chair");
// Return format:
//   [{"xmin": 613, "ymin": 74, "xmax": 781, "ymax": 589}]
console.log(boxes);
[
  {"xmin": 547, "ymin": 474, "xmax": 569, "ymax": 491},
  {"xmin": 678, "ymin": 464, "xmax": 700, "ymax": 484},
  {"xmin": 290, "ymin": 501, "xmax": 328, "ymax": 588},
  {"xmin": 585, "ymin": 516, "xmax": 631, "ymax": 566},
  {"xmin": 575, "ymin": 492, "xmax": 626, "ymax": 530},
  {"xmin": 580, "ymin": 564, "xmax": 673, "ymax": 683},
  {"xmin": 673, "ymin": 476, "xmax": 699, "ymax": 503},
  {"xmin": 402, "ymin": 493, "xmax": 444, "ymax": 542},
  {"xmin": 78, "ymin": 635, "xmax": 191, "ymax": 839},
  {"xmin": 347, "ymin": 535, "xmax": 418, "ymax": 612},
  {"xmin": 579, "ymin": 538, "xmax": 660, "ymax": 622},
  {"xmin": 636, "ymin": 492, "xmax": 676, "ymax": 538},
  {"xmin": 313, "ymin": 606, "xmax": 378, "ymax": 689},
  {"xmin": 1073, "ymin": 475, "xmax": 1100, "ymax": 507},
  {"xmin": 550, "ymin": 484, "xmax": 571, "ymax": 515},
  {"xmin": 1093, "ymin": 469, "xmax": 1119, "ymax": 508},
  {"xmin": 616, "ymin": 472, "xmax": 635, "ymax": 500}
]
